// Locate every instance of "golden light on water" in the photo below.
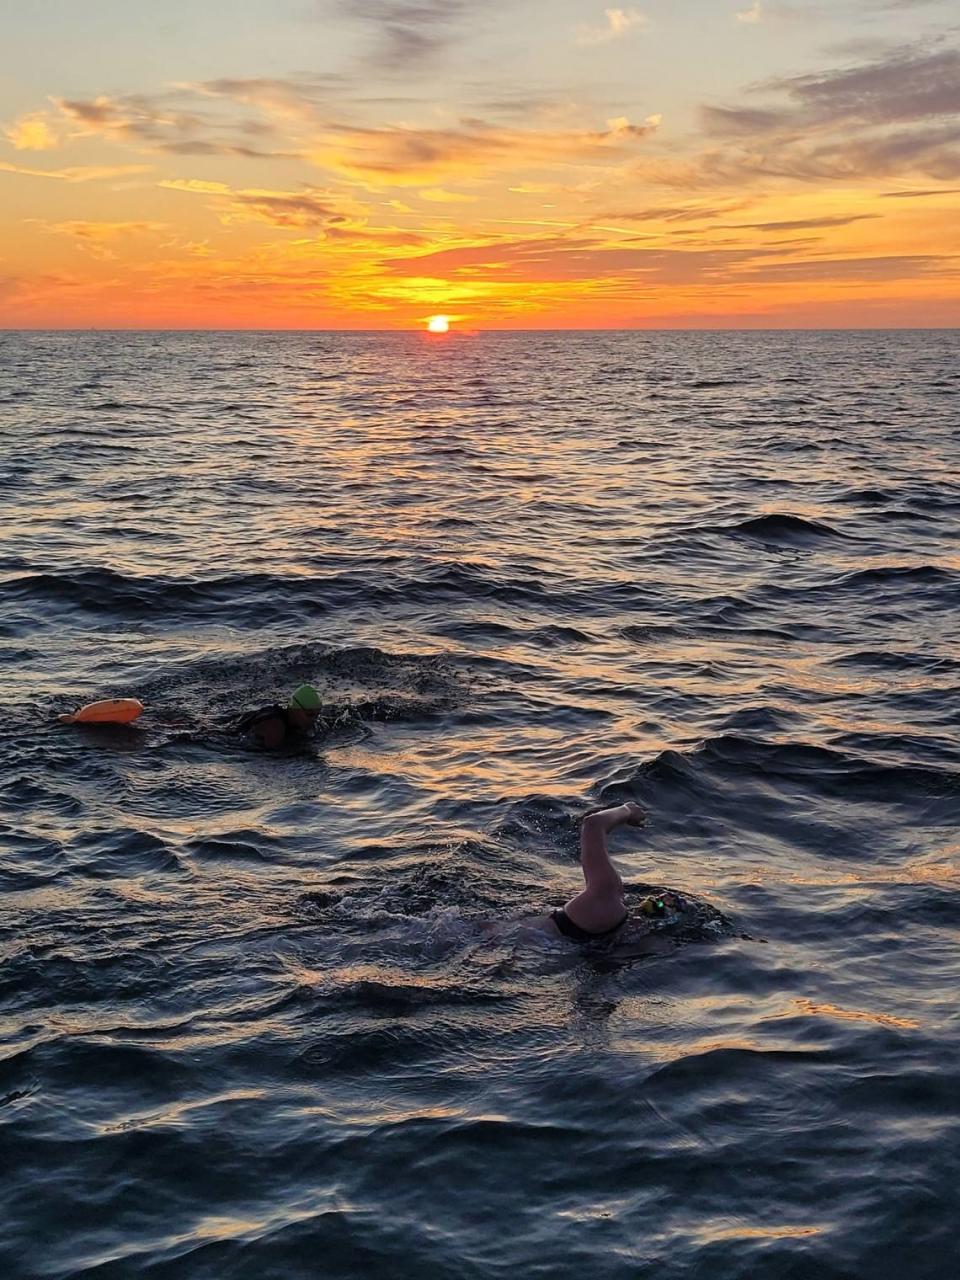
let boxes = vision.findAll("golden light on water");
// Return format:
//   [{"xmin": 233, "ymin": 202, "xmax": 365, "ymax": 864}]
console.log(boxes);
[{"xmin": 426, "ymin": 315, "xmax": 450, "ymax": 333}]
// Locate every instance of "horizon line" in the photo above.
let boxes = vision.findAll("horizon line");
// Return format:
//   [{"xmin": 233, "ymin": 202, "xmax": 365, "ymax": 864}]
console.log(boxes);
[{"xmin": 2, "ymin": 325, "xmax": 958, "ymax": 334}]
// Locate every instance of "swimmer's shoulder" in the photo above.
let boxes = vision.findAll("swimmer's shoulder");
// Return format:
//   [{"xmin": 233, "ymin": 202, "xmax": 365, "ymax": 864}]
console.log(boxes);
[{"xmin": 235, "ymin": 703, "xmax": 289, "ymax": 747}]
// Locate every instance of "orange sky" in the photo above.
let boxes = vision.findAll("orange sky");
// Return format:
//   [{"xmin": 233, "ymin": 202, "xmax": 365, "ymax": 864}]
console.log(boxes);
[{"xmin": 1, "ymin": 1, "xmax": 958, "ymax": 328}]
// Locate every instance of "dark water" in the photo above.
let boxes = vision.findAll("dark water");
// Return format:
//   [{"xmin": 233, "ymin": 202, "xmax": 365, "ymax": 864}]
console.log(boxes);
[{"xmin": 1, "ymin": 329, "xmax": 958, "ymax": 1279}]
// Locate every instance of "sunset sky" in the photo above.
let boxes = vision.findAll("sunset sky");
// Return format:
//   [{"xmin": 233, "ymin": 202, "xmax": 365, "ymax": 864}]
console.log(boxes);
[{"xmin": 2, "ymin": 0, "xmax": 958, "ymax": 328}]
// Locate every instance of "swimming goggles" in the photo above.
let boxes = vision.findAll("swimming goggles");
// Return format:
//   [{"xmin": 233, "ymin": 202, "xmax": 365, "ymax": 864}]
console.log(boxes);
[{"xmin": 639, "ymin": 894, "xmax": 686, "ymax": 916}]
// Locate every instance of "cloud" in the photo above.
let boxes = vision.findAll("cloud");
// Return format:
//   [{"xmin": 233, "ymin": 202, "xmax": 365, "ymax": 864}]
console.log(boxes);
[
  {"xmin": 0, "ymin": 160, "xmax": 152, "ymax": 182},
  {"xmin": 703, "ymin": 47, "xmax": 960, "ymax": 136},
  {"xmin": 40, "ymin": 219, "xmax": 166, "ymax": 238},
  {"xmin": 576, "ymin": 8, "xmax": 648, "ymax": 45},
  {"xmin": 322, "ymin": 1, "xmax": 491, "ymax": 69},
  {"xmin": 417, "ymin": 187, "xmax": 478, "ymax": 202},
  {"xmin": 735, "ymin": 253, "xmax": 953, "ymax": 282},
  {"xmin": 33, "ymin": 219, "xmax": 169, "ymax": 259},
  {"xmin": 379, "ymin": 233, "xmax": 954, "ymax": 289},
  {"xmin": 159, "ymin": 178, "xmax": 233, "ymax": 195},
  {"xmin": 379, "ymin": 235, "xmax": 776, "ymax": 284},
  {"xmin": 155, "ymin": 139, "xmax": 300, "ymax": 159},
  {"xmin": 56, "ymin": 94, "xmax": 210, "ymax": 143},
  {"xmin": 1, "ymin": 270, "xmax": 106, "ymax": 309},
  {"xmin": 184, "ymin": 75, "xmax": 344, "ymax": 121},
  {"xmin": 227, "ymin": 190, "xmax": 346, "ymax": 228},
  {"xmin": 378, "ymin": 234, "xmax": 957, "ymax": 293},
  {"xmin": 681, "ymin": 41, "xmax": 960, "ymax": 185},
  {"xmin": 163, "ymin": 176, "xmax": 355, "ymax": 225},
  {"xmin": 4, "ymin": 112, "xmax": 59, "ymax": 151},
  {"xmin": 637, "ymin": 124, "xmax": 960, "ymax": 187},
  {"xmin": 157, "ymin": 174, "xmax": 411, "ymax": 243},
  {"xmin": 700, "ymin": 106, "xmax": 791, "ymax": 136},
  {"xmin": 609, "ymin": 114, "xmax": 660, "ymax": 136},
  {"xmin": 726, "ymin": 214, "xmax": 881, "ymax": 229},
  {"xmin": 602, "ymin": 201, "xmax": 748, "ymax": 222},
  {"xmin": 794, "ymin": 123, "xmax": 960, "ymax": 180},
  {"xmin": 54, "ymin": 93, "xmax": 298, "ymax": 159},
  {"xmin": 27, "ymin": 73, "xmax": 663, "ymax": 196},
  {"xmin": 765, "ymin": 46, "xmax": 960, "ymax": 127},
  {"xmin": 736, "ymin": 2, "xmax": 764, "ymax": 21},
  {"xmin": 310, "ymin": 114, "xmax": 660, "ymax": 185},
  {"xmin": 878, "ymin": 184, "xmax": 960, "ymax": 195}
]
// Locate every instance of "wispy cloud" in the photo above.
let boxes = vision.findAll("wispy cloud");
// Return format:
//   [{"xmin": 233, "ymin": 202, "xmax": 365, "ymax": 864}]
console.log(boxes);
[
  {"xmin": 158, "ymin": 177, "xmax": 233, "ymax": 195},
  {"xmin": 0, "ymin": 159, "xmax": 152, "ymax": 182},
  {"xmin": 681, "ymin": 41, "xmax": 960, "ymax": 184},
  {"xmin": 156, "ymin": 173, "xmax": 426, "ymax": 246},
  {"xmin": 602, "ymin": 202, "xmax": 748, "ymax": 223},
  {"xmin": 725, "ymin": 214, "xmax": 881, "ymax": 229},
  {"xmin": 32, "ymin": 219, "xmax": 168, "ymax": 259},
  {"xmin": 310, "ymin": 114, "xmax": 661, "ymax": 185},
  {"xmin": 764, "ymin": 46, "xmax": 960, "ymax": 126},
  {"xmin": 700, "ymin": 105, "xmax": 790, "ymax": 135},
  {"xmin": 735, "ymin": 253, "xmax": 954, "ymax": 282},
  {"xmin": 183, "ymin": 75, "xmax": 344, "ymax": 121},
  {"xmin": 160, "ymin": 174, "xmax": 364, "ymax": 227},
  {"xmin": 379, "ymin": 233, "xmax": 952, "ymax": 287},
  {"xmin": 878, "ymin": 184, "xmax": 960, "ymax": 195},
  {"xmin": 417, "ymin": 187, "xmax": 478, "ymax": 202},
  {"xmin": 320, "ymin": 1, "xmax": 498, "ymax": 70},
  {"xmin": 576, "ymin": 8, "xmax": 648, "ymax": 45},
  {"xmin": 54, "ymin": 93, "xmax": 300, "ymax": 159},
  {"xmin": 226, "ymin": 190, "xmax": 346, "ymax": 228},
  {"xmin": 380, "ymin": 235, "xmax": 768, "ymax": 284}
]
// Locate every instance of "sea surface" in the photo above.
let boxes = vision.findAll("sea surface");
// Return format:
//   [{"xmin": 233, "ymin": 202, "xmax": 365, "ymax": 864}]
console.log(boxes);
[{"xmin": 1, "ymin": 329, "xmax": 958, "ymax": 1280}]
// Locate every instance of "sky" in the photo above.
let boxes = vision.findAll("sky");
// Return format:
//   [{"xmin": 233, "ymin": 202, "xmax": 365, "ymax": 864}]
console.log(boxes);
[{"xmin": 1, "ymin": 0, "xmax": 959, "ymax": 328}]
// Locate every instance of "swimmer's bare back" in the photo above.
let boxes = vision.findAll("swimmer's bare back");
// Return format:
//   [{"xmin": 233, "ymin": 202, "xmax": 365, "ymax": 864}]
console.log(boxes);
[{"xmin": 511, "ymin": 802, "xmax": 647, "ymax": 942}]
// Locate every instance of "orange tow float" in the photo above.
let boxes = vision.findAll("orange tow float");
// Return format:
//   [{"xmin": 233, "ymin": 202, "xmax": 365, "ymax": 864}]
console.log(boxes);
[{"xmin": 58, "ymin": 698, "xmax": 145, "ymax": 725}]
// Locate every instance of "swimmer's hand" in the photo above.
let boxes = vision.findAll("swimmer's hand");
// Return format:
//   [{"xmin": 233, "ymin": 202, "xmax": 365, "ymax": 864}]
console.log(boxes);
[
  {"xmin": 580, "ymin": 801, "xmax": 647, "ymax": 831},
  {"xmin": 622, "ymin": 802, "xmax": 647, "ymax": 828}
]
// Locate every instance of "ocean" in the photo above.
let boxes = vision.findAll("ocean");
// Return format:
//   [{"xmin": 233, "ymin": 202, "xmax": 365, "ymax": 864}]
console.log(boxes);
[{"xmin": 1, "ymin": 329, "xmax": 958, "ymax": 1279}]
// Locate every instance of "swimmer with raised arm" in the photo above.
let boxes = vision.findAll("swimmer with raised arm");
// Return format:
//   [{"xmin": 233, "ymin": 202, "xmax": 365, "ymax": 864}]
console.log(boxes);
[{"xmin": 522, "ymin": 802, "xmax": 678, "ymax": 944}]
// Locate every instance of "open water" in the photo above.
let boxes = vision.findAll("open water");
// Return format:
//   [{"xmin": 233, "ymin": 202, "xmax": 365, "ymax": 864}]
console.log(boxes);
[{"xmin": 1, "ymin": 329, "xmax": 958, "ymax": 1279}]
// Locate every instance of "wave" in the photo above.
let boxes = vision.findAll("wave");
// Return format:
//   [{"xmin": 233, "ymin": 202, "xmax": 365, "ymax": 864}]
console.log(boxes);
[
  {"xmin": 722, "ymin": 513, "xmax": 848, "ymax": 542},
  {"xmin": 826, "ymin": 649, "xmax": 960, "ymax": 674},
  {"xmin": 835, "ymin": 487, "xmax": 895, "ymax": 505},
  {"xmin": 832, "ymin": 564, "xmax": 954, "ymax": 590},
  {"xmin": 0, "ymin": 562, "xmax": 667, "ymax": 624},
  {"xmin": 620, "ymin": 623, "xmax": 689, "ymax": 644},
  {"xmin": 599, "ymin": 735, "xmax": 960, "ymax": 816},
  {"xmin": 691, "ymin": 377, "xmax": 755, "ymax": 388}
]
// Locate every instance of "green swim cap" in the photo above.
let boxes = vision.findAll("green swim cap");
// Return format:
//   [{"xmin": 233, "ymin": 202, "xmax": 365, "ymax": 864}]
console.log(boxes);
[{"xmin": 290, "ymin": 684, "xmax": 321, "ymax": 712}]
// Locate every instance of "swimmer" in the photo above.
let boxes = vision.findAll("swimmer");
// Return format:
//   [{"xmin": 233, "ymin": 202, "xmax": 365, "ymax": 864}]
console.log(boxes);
[
  {"xmin": 525, "ymin": 802, "xmax": 658, "ymax": 943},
  {"xmin": 234, "ymin": 684, "xmax": 322, "ymax": 749}
]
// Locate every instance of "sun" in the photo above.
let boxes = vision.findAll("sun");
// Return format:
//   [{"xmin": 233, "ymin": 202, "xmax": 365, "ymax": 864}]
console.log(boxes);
[{"xmin": 426, "ymin": 315, "xmax": 450, "ymax": 333}]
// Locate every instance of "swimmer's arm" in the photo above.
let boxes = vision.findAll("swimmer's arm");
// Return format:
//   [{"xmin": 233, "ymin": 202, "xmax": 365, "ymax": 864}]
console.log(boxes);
[{"xmin": 578, "ymin": 803, "xmax": 644, "ymax": 891}]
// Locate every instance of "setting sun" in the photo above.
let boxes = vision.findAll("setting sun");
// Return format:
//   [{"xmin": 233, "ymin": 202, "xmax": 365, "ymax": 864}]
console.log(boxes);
[{"xmin": 427, "ymin": 316, "xmax": 451, "ymax": 333}]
